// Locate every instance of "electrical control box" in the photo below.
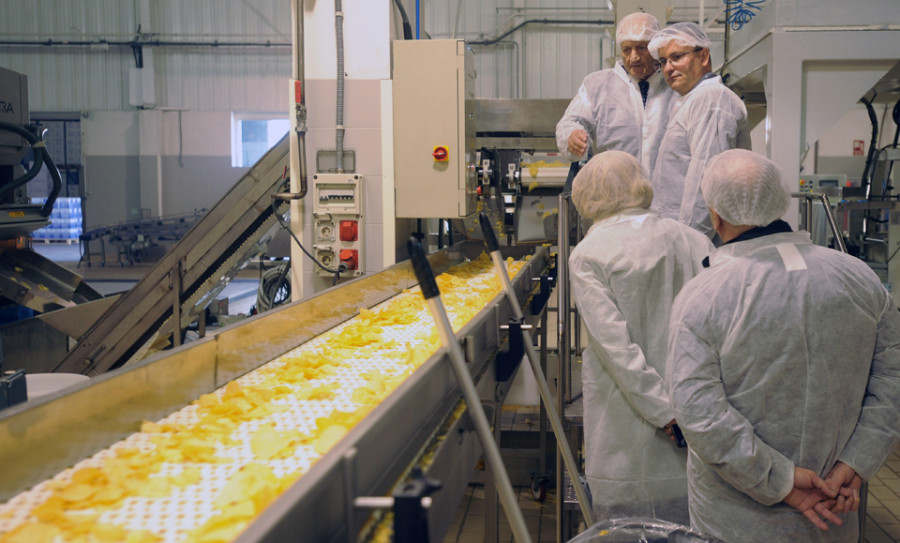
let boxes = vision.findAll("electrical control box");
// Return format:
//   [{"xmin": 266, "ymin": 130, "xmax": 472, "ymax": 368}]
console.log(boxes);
[
  {"xmin": 312, "ymin": 173, "xmax": 364, "ymax": 278},
  {"xmin": 392, "ymin": 39, "xmax": 477, "ymax": 218},
  {"xmin": 798, "ymin": 173, "xmax": 849, "ymax": 195}
]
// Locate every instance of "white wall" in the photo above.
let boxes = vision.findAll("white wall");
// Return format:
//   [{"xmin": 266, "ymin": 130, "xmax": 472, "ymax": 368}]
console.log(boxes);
[
  {"xmin": 294, "ymin": 0, "xmax": 392, "ymax": 298},
  {"xmin": 0, "ymin": 0, "xmax": 897, "ymax": 278}
]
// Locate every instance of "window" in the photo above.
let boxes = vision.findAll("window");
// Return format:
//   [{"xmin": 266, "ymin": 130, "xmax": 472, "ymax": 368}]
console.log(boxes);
[{"xmin": 231, "ymin": 113, "xmax": 290, "ymax": 167}]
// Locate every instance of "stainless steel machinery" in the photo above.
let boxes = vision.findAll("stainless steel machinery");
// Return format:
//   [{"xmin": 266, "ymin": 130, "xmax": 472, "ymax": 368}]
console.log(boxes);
[{"xmin": 0, "ymin": 240, "xmax": 553, "ymax": 543}]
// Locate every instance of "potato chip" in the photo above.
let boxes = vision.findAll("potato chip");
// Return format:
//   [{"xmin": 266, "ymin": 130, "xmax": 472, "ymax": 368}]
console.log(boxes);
[
  {"xmin": 4, "ymin": 521, "xmax": 61, "ymax": 543},
  {"xmin": 313, "ymin": 424, "xmax": 348, "ymax": 455},
  {"xmin": 250, "ymin": 424, "xmax": 291, "ymax": 461}
]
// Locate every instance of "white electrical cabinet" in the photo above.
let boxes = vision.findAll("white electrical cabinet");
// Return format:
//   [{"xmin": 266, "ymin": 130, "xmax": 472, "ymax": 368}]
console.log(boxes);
[
  {"xmin": 392, "ymin": 39, "xmax": 477, "ymax": 218},
  {"xmin": 312, "ymin": 173, "xmax": 364, "ymax": 278}
]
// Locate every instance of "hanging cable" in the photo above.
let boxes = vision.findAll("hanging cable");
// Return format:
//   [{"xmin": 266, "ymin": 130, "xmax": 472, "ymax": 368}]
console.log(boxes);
[
  {"xmin": 0, "ymin": 121, "xmax": 61, "ymax": 216},
  {"xmin": 392, "ymin": 0, "xmax": 413, "ymax": 40},
  {"xmin": 271, "ymin": 175, "xmax": 345, "ymax": 285},
  {"xmin": 861, "ymin": 95, "xmax": 880, "ymax": 194},
  {"xmin": 256, "ymin": 261, "xmax": 291, "ymax": 312}
]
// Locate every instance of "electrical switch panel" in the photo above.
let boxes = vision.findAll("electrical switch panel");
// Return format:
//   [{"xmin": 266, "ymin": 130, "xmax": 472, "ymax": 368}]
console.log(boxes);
[
  {"xmin": 392, "ymin": 40, "xmax": 476, "ymax": 218},
  {"xmin": 312, "ymin": 173, "xmax": 364, "ymax": 278}
]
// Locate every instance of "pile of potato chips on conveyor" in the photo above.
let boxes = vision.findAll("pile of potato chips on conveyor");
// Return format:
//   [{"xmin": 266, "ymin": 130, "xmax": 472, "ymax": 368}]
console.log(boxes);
[{"xmin": 0, "ymin": 252, "xmax": 528, "ymax": 543}]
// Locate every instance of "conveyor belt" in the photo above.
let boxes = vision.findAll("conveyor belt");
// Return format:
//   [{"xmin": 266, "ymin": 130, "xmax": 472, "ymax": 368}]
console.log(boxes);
[
  {"xmin": 52, "ymin": 135, "xmax": 293, "ymax": 375},
  {"xmin": 0, "ymin": 241, "xmax": 551, "ymax": 543}
]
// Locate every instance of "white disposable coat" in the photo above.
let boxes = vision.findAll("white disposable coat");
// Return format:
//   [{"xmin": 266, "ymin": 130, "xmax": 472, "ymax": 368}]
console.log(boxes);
[
  {"xmin": 650, "ymin": 75, "xmax": 750, "ymax": 238},
  {"xmin": 666, "ymin": 231, "xmax": 900, "ymax": 542},
  {"xmin": 569, "ymin": 210, "xmax": 713, "ymax": 524},
  {"xmin": 556, "ymin": 64, "xmax": 674, "ymax": 176}
]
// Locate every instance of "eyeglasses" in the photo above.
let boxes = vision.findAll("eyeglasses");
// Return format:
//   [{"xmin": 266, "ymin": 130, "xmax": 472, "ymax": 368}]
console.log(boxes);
[{"xmin": 658, "ymin": 47, "xmax": 703, "ymax": 68}]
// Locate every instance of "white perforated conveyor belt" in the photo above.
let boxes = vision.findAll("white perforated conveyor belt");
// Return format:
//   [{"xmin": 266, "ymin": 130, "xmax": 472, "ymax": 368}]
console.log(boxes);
[{"xmin": 0, "ymin": 258, "xmax": 523, "ymax": 543}]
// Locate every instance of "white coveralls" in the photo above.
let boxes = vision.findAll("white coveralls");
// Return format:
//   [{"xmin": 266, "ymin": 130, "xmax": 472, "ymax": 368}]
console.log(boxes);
[
  {"xmin": 556, "ymin": 63, "xmax": 674, "ymax": 176},
  {"xmin": 666, "ymin": 230, "xmax": 900, "ymax": 542},
  {"xmin": 650, "ymin": 75, "xmax": 750, "ymax": 238},
  {"xmin": 569, "ymin": 210, "xmax": 713, "ymax": 524}
]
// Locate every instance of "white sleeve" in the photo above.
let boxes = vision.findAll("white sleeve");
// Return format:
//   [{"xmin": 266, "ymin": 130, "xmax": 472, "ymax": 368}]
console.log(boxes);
[
  {"xmin": 838, "ymin": 293, "xmax": 900, "ymax": 479},
  {"xmin": 570, "ymin": 254, "xmax": 673, "ymax": 427},
  {"xmin": 556, "ymin": 81, "xmax": 594, "ymax": 162},
  {"xmin": 666, "ymin": 302, "xmax": 795, "ymax": 506},
  {"xmin": 680, "ymin": 92, "xmax": 747, "ymax": 232}
]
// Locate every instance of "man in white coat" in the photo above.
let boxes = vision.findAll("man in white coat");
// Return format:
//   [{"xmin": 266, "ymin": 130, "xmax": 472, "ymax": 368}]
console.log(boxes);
[
  {"xmin": 648, "ymin": 22, "xmax": 750, "ymax": 239},
  {"xmin": 666, "ymin": 149, "xmax": 900, "ymax": 542},
  {"xmin": 569, "ymin": 150, "xmax": 713, "ymax": 524},
  {"xmin": 556, "ymin": 12, "xmax": 675, "ymax": 177}
]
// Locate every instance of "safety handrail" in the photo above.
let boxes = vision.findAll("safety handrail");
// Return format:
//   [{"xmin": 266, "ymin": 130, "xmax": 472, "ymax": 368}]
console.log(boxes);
[{"xmin": 791, "ymin": 192, "xmax": 848, "ymax": 254}]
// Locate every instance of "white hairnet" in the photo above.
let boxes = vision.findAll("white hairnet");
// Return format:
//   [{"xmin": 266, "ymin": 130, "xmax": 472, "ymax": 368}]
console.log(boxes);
[
  {"xmin": 616, "ymin": 11, "xmax": 660, "ymax": 44},
  {"xmin": 572, "ymin": 150, "xmax": 653, "ymax": 221},
  {"xmin": 648, "ymin": 22, "xmax": 712, "ymax": 59},
  {"xmin": 700, "ymin": 149, "xmax": 789, "ymax": 226}
]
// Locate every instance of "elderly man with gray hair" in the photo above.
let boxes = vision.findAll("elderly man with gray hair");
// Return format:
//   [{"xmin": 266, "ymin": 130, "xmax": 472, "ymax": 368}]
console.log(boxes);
[
  {"xmin": 556, "ymin": 11, "xmax": 675, "ymax": 177},
  {"xmin": 665, "ymin": 149, "xmax": 900, "ymax": 542},
  {"xmin": 569, "ymin": 150, "xmax": 713, "ymax": 524}
]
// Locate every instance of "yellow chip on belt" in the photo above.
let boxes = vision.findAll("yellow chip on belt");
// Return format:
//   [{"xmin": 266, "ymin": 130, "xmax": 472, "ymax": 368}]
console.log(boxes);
[
  {"xmin": 314, "ymin": 424, "xmax": 347, "ymax": 455},
  {"xmin": 251, "ymin": 424, "xmax": 291, "ymax": 461},
  {"xmin": 4, "ymin": 521, "xmax": 61, "ymax": 543}
]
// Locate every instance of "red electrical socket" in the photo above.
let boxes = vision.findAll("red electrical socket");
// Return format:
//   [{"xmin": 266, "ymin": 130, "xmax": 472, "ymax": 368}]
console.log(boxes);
[
  {"xmin": 339, "ymin": 249, "xmax": 358, "ymax": 270},
  {"xmin": 339, "ymin": 220, "xmax": 358, "ymax": 241}
]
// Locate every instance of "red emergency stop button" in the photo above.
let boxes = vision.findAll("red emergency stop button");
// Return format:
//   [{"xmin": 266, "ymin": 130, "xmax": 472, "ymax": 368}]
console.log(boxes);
[
  {"xmin": 433, "ymin": 146, "xmax": 449, "ymax": 162},
  {"xmin": 340, "ymin": 249, "xmax": 358, "ymax": 270},
  {"xmin": 339, "ymin": 220, "xmax": 358, "ymax": 241}
]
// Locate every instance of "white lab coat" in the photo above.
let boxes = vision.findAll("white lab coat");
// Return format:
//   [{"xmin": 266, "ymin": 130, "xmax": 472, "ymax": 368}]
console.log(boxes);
[
  {"xmin": 650, "ymin": 75, "xmax": 750, "ymax": 238},
  {"xmin": 569, "ymin": 210, "xmax": 713, "ymax": 524},
  {"xmin": 666, "ymin": 230, "xmax": 900, "ymax": 542},
  {"xmin": 556, "ymin": 63, "xmax": 675, "ymax": 176}
]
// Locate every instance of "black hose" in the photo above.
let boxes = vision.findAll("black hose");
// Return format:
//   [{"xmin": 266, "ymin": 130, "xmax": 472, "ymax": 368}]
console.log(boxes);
[
  {"xmin": 392, "ymin": 0, "xmax": 413, "ymax": 40},
  {"xmin": 860, "ymin": 96, "xmax": 879, "ymax": 192},
  {"xmin": 257, "ymin": 262, "xmax": 291, "ymax": 312},
  {"xmin": 886, "ymin": 100, "xmax": 900, "ymax": 184},
  {"xmin": 0, "ymin": 121, "xmax": 43, "ymax": 192},
  {"xmin": 40, "ymin": 139, "xmax": 63, "ymax": 217},
  {"xmin": 0, "ymin": 120, "xmax": 61, "ymax": 216}
]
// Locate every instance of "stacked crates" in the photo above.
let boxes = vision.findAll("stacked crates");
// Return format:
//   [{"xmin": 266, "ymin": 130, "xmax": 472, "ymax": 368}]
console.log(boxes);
[{"xmin": 32, "ymin": 197, "xmax": 83, "ymax": 242}]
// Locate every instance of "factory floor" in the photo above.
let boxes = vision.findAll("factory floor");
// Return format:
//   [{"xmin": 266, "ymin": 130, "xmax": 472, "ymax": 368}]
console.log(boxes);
[
  {"xmin": 34, "ymin": 241, "xmax": 900, "ymax": 543},
  {"xmin": 442, "ymin": 445, "xmax": 900, "ymax": 543}
]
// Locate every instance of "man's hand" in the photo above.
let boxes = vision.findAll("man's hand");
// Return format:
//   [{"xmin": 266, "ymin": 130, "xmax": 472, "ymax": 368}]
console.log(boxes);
[
  {"xmin": 784, "ymin": 467, "xmax": 843, "ymax": 531},
  {"xmin": 819, "ymin": 462, "xmax": 861, "ymax": 515},
  {"xmin": 567, "ymin": 129, "xmax": 589, "ymax": 157}
]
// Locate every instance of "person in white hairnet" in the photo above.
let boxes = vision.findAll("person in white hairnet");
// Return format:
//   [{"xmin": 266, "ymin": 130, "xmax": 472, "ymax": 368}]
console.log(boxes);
[
  {"xmin": 556, "ymin": 12, "xmax": 675, "ymax": 177},
  {"xmin": 568, "ymin": 150, "xmax": 713, "ymax": 524},
  {"xmin": 666, "ymin": 149, "xmax": 900, "ymax": 542},
  {"xmin": 647, "ymin": 22, "xmax": 750, "ymax": 239}
]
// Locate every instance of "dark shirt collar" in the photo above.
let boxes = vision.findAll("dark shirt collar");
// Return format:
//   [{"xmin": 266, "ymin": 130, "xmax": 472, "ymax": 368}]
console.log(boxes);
[
  {"xmin": 726, "ymin": 219, "xmax": 793, "ymax": 245},
  {"xmin": 702, "ymin": 220, "xmax": 793, "ymax": 267}
]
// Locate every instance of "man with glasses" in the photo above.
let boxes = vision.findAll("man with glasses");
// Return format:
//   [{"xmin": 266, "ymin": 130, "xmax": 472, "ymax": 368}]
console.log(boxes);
[
  {"xmin": 556, "ymin": 12, "xmax": 675, "ymax": 178},
  {"xmin": 647, "ymin": 22, "xmax": 750, "ymax": 240}
]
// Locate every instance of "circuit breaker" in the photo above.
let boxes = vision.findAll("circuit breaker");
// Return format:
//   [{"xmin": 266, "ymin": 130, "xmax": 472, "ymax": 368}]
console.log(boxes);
[{"xmin": 312, "ymin": 173, "xmax": 364, "ymax": 278}]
